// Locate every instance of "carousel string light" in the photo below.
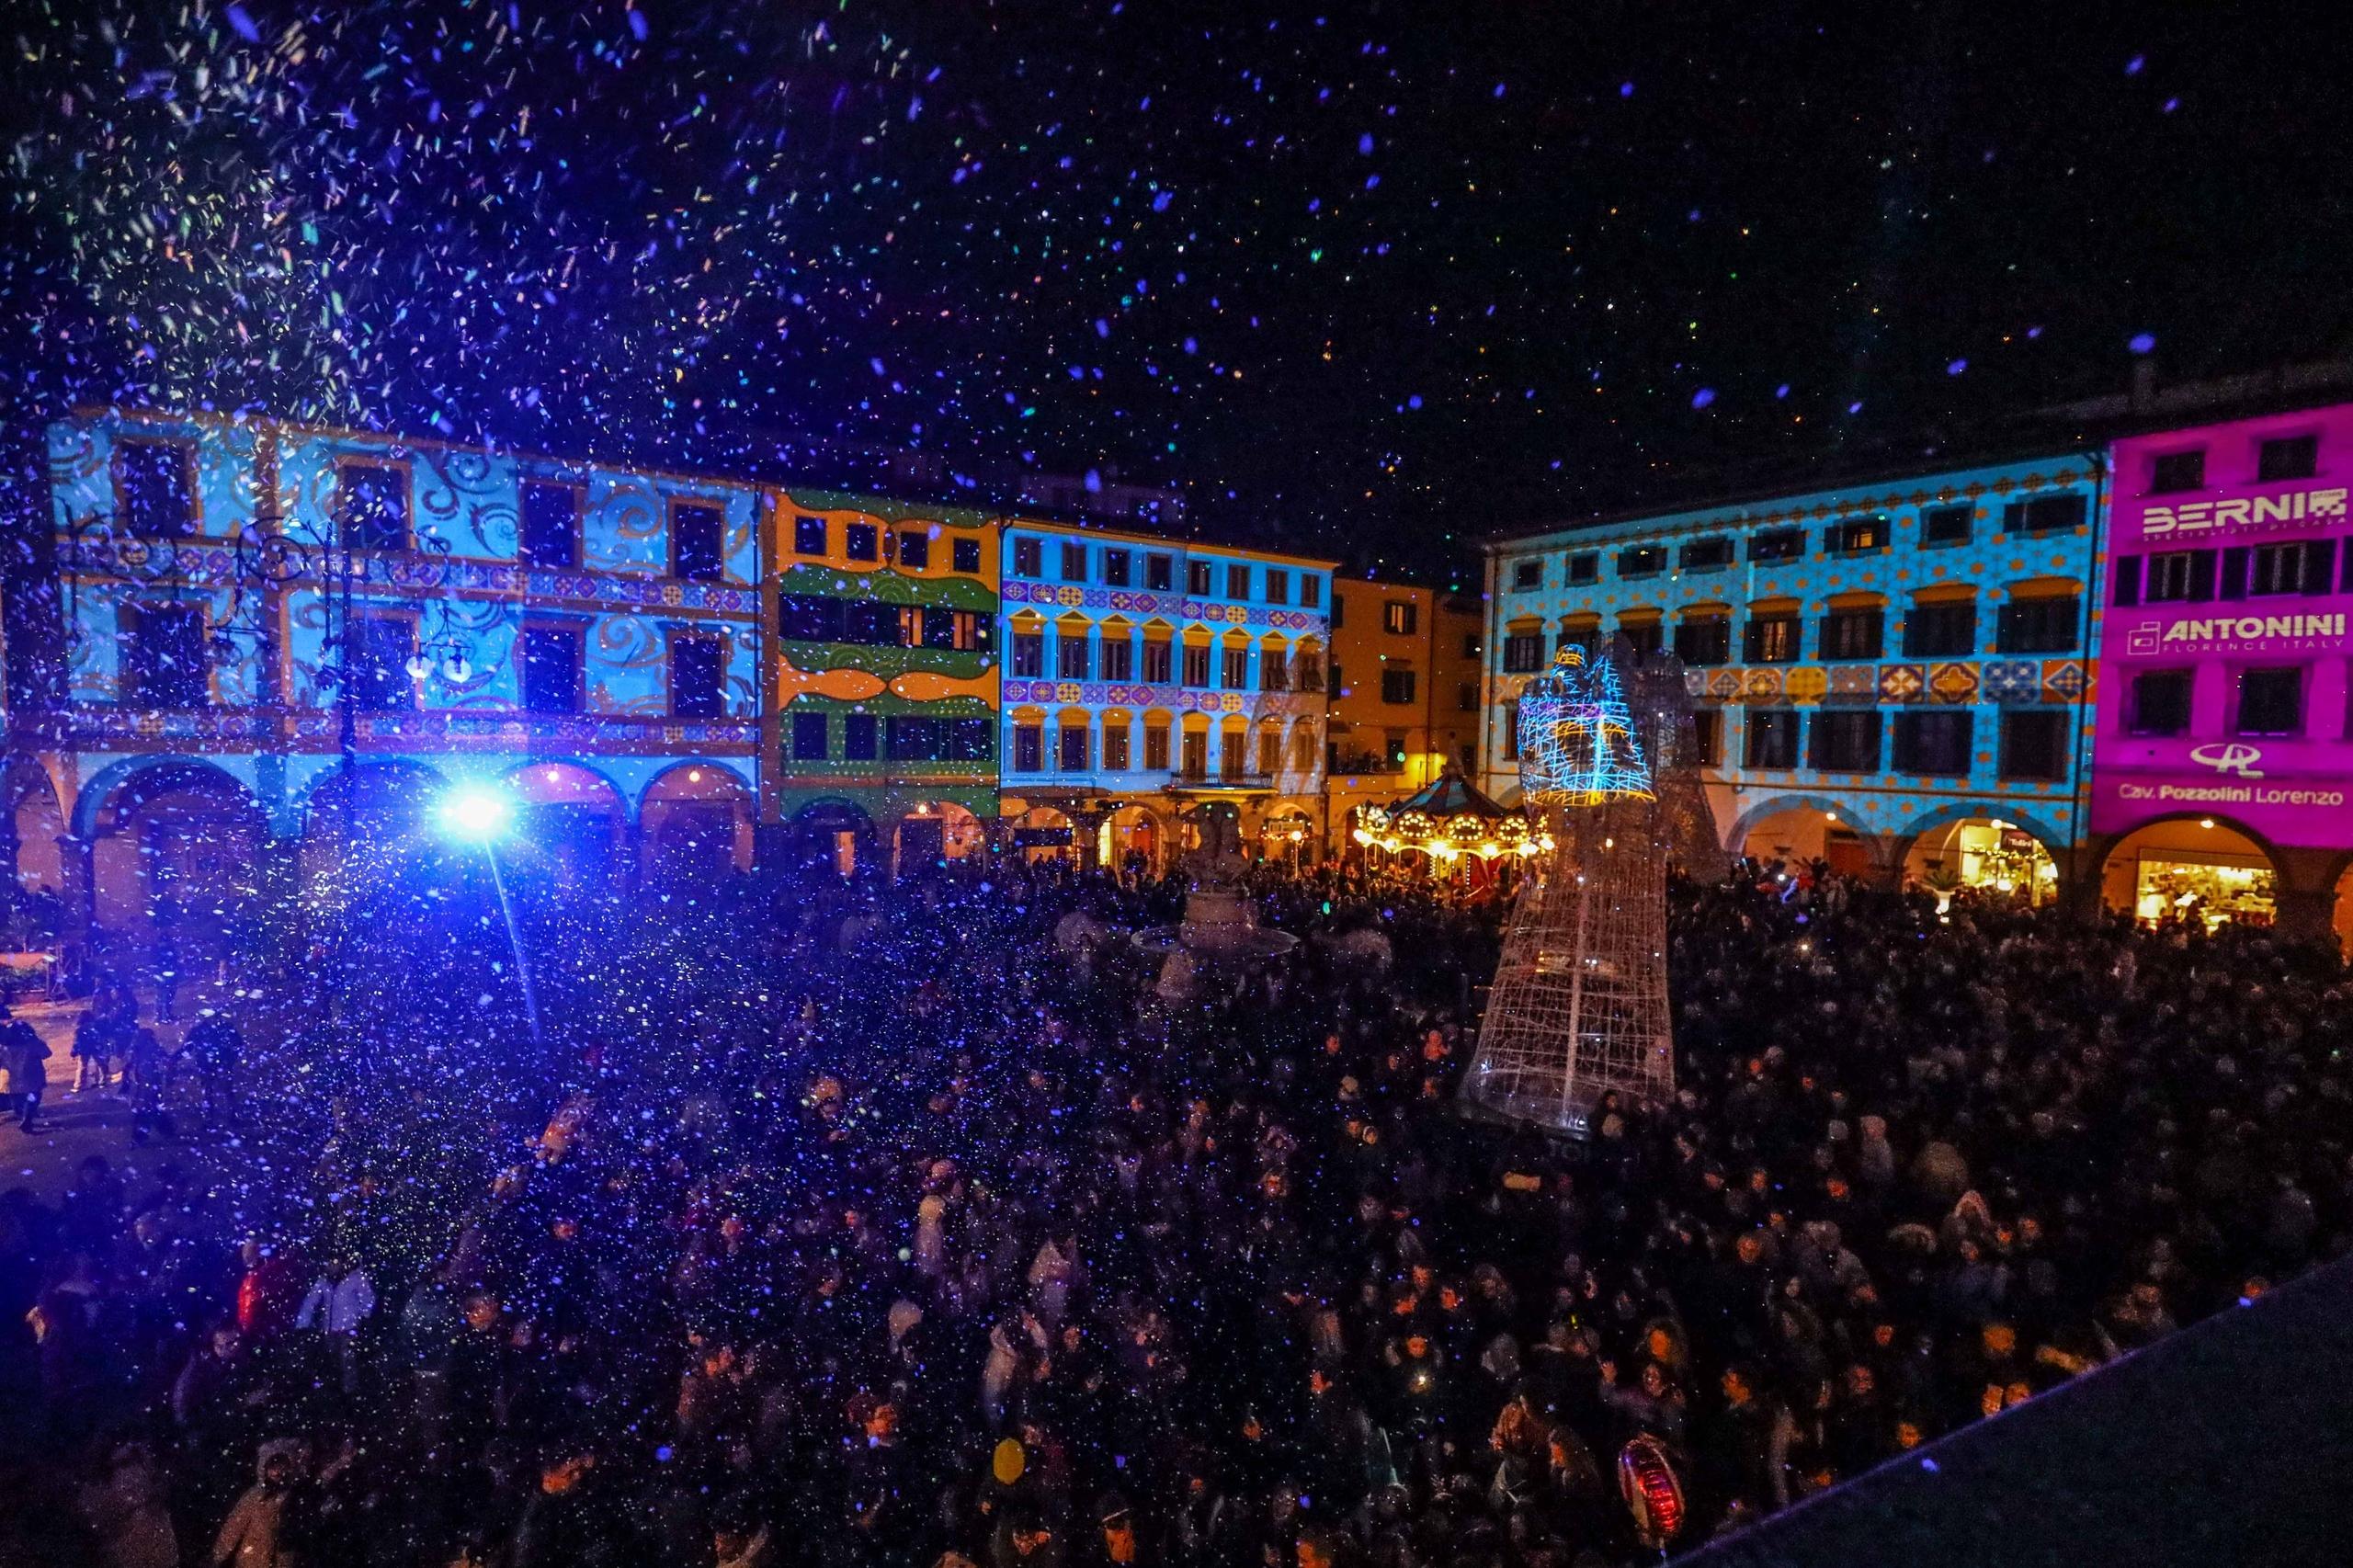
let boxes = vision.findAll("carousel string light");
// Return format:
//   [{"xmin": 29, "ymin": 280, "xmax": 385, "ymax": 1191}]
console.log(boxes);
[{"xmin": 1350, "ymin": 768, "xmax": 1546, "ymax": 865}]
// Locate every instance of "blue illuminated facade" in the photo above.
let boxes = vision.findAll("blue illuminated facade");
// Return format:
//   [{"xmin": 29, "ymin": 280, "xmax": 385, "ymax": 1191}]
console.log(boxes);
[
  {"xmin": 997, "ymin": 521, "xmax": 1336, "ymax": 864},
  {"xmin": 1483, "ymin": 454, "xmax": 2107, "ymax": 889}
]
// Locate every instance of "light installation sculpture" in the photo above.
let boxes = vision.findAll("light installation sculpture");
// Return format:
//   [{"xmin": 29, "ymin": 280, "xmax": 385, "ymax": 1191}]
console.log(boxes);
[
  {"xmin": 1465, "ymin": 640, "xmax": 1676, "ymax": 1132},
  {"xmin": 1625, "ymin": 652, "xmax": 1730, "ymax": 880}
]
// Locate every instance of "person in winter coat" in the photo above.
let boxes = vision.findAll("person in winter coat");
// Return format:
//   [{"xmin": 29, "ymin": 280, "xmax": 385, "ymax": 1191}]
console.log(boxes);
[
  {"xmin": 6, "ymin": 1013, "xmax": 51, "ymax": 1130},
  {"xmin": 211, "ymin": 1449, "xmax": 309, "ymax": 1568}
]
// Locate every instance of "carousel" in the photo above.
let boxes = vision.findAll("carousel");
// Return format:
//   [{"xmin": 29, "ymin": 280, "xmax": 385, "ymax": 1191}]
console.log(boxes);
[{"xmin": 1350, "ymin": 767, "xmax": 1549, "ymax": 882}]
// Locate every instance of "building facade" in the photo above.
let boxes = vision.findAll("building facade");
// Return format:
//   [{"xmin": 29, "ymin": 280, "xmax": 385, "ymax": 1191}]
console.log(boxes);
[
  {"xmin": 996, "ymin": 522, "xmax": 1334, "ymax": 867},
  {"xmin": 1484, "ymin": 455, "xmax": 2107, "ymax": 896},
  {"xmin": 2091, "ymin": 403, "xmax": 2353, "ymax": 941},
  {"xmin": 10, "ymin": 410, "xmax": 764, "ymax": 947},
  {"xmin": 1324, "ymin": 579, "xmax": 1485, "ymax": 848},
  {"xmin": 764, "ymin": 489, "xmax": 1000, "ymax": 874}
]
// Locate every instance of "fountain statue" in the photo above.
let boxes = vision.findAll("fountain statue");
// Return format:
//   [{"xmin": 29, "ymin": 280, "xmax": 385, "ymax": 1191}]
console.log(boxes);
[{"xmin": 1131, "ymin": 801, "xmax": 1298, "ymax": 1000}]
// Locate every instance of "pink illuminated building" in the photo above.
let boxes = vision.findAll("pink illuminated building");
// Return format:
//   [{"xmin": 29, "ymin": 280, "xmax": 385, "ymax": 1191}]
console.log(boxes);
[{"xmin": 2093, "ymin": 402, "xmax": 2353, "ymax": 941}]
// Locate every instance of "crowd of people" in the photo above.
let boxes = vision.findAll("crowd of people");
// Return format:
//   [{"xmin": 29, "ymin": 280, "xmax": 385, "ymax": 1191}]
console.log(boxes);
[{"xmin": 1, "ymin": 850, "xmax": 2347, "ymax": 1568}]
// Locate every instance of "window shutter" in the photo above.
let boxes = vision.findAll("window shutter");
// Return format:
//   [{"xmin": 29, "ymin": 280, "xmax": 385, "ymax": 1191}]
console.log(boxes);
[
  {"xmin": 2111, "ymin": 556, "xmax": 2142, "ymax": 607},
  {"xmin": 2186, "ymin": 550, "xmax": 2217, "ymax": 603},
  {"xmin": 1806, "ymin": 713, "xmax": 1829, "ymax": 771},
  {"xmin": 1743, "ymin": 620, "xmax": 1764, "ymax": 663},
  {"xmin": 2302, "ymin": 540, "xmax": 2337, "ymax": 597},
  {"xmin": 2217, "ymin": 547, "xmax": 2250, "ymax": 601}
]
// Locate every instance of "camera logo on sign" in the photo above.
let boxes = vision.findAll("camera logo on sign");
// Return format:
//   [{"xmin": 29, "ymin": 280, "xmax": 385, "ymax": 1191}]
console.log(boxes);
[
  {"xmin": 2188, "ymin": 743, "xmax": 2264, "ymax": 779},
  {"xmin": 2126, "ymin": 625, "xmax": 2160, "ymax": 656}
]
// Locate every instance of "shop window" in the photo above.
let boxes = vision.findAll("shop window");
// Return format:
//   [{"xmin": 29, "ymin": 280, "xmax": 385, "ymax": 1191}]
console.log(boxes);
[
  {"xmin": 1567, "ymin": 552, "xmax": 1600, "ymax": 584},
  {"xmin": 1010, "ymin": 631, "xmax": 1044, "ymax": 678},
  {"xmin": 115, "ymin": 439, "xmax": 199, "ymax": 538},
  {"xmin": 897, "ymin": 530, "xmax": 930, "ymax": 570},
  {"xmin": 953, "ymin": 537, "xmax": 983, "ymax": 574},
  {"xmin": 1221, "ymin": 645, "xmax": 1248, "ymax": 687},
  {"xmin": 1749, "ymin": 528, "xmax": 1806, "ymax": 562},
  {"xmin": 335, "ymin": 460, "xmax": 410, "ymax": 551},
  {"xmin": 2000, "ymin": 710, "xmax": 2070, "ymax": 781},
  {"xmin": 1182, "ymin": 644, "xmax": 1211, "ymax": 687},
  {"xmin": 1680, "ymin": 537, "xmax": 1735, "ymax": 572},
  {"xmin": 843, "ymin": 522, "xmax": 878, "ymax": 563},
  {"xmin": 1147, "ymin": 553, "xmax": 1176, "ymax": 591},
  {"xmin": 669, "ymin": 634, "xmax": 724, "ymax": 718},
  {"xmin": 2257, "ymin": 433, "xmax": 2319, "ymax": 483},
  {"xmin": 1904, "ymin": 602, "xmax": 1976, "ymax": 658},
  {"xmin": 1674, "ymin": 617, "xmax": 1732, "ymax": 666},
  {"xmin": 2134, "ymin": 857, "xmax": 2274, "ymax": 928},
  {"xmin": 518, "ymin": 624, "xmax": 583, "ymax": 714},
  {"xmin": 1012, "ymin": 724, "xmax": 1044, "ymax": 773},
  {"xmin": 2129, "ymin": 669, "xmax": 2193, "ymax": 736},
  {"xmin": 1013, "ymin": 538, "xmax": 1042, "ymax": 577},
  {"xmin": 1745, "ymin": 710, "xmax": 1800, "ymax": 769},
  {"xmin": 844, "ymin": 713, "xmax": 879, "ymax": 761},
  {"xmin": 2236, "ymin": 667, "xmax": 2304, "ymax": 736},
  {"xmin": 518, "ymin": 482, "xmax": 581, "ymax": 567},
  {"xmin": 2002, "ymin": 494, "xmax": 2087, "ymax": 534},
  {"xmin": 1503, "ymin": 633, "xmax": 1547, "ymax": 673},
  {"xmin": 1920, "ymin": 505, "xmax": 1972, "ymax": 547},
  {"xmin": 1744, "ymin": 614, "xmax": 1801, "ymax": 664},
  {"xmin": 1105, "ymin": 549, "xmax": 1132, "ymax": 587},
  {"xmin": 791, "ymin": 711, "xmax": 829, "ymax": 761},
  {"xmin": 1809, "ymin": 710, "xmax": 1882, "ymax": 773},
  {"xmin": 1057, "ymin": 633, "xmax": 1091, "ymax": 680},
  {"xmin": 1819, "ymin": 608, "xmax": 1884, "ymax": 661},
  {"xmin": 1381, "ymin": 668, "xmax": 1417, "ymax": 705},
  {"xmin": 1618, "ymin": 546, "xmax": 1665, "ymax": 578},
  {"xmin": 2150, "ymin": 449, "xmax": 2206, "ymax": 494},
  {"xmin": 1893, "ymin": 710, "xmax": 1973, "ymax": 776},
  {"xmin": 120, "ymin": 603, "xmax": 208, "ymax": 708},
  {"xmin": 1513, "ymin": 559, "xmax": 1544, "ymax": 591},
  {"xmin": 1142, "ymin": 640, "xmax": 1174, "ymax": 684},
  {"xmin": 795, "ymin": 516, "xmax": 828, "ymax": 556},
  {"xmin": 1995, "ymin": 595, "xmax": 2080, "ymax": 653}
]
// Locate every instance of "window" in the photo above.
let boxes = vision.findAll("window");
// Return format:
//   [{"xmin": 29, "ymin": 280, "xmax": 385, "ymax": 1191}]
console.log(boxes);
[
  {"xmin": 1182, "ymin": 730, "xmax": 1209, "ymax": 778},
  {"xmin": 843, "ymin": 522, "xmax": 878, "ymax": 563},
  {"xmin": 1147, "ymin": 553, "xmax": 1176, "ymax": 591},
  {"xmin": 1296, "ymin": 649, "xmax": 1324, "ymax": 690},
  {"xmin": 1326, "ymin": 661, "xmax": 1345, "ymax": 697},
  {"xmin": 952, "ymin": 537, "xmax": 983, "ymax": 574},
  {"xmin": 1500, "ymin": 701, "xmax": 1520, "ymax": 762},
  {"xmin": 120, "ymin": 603, "xmax": 208, "ymax": 707},
  {"xmin": 1142, "ymin": 639, "xmax": 1173, "ymax": 684},
  {"xmin": 1679, "ymin": 537, "xmax": 1734, "ymax": 572},
  {"xmin": 1893, "ymin": 710, "xmax": 1973, "ymax": 776},
  {"xmin": 1224, "ymin": 563, "xmax": 1251, "ymax": 599},
  {"xmin": 1904, "ymin": 602, "xmax": 1977, "ymax": 658},
  {"xmin": 1061, "ymin": 541, "xmax": 1088, "ymax": 581},
  {"xmin": 2237, "ymin": 667, "xmax": 2304, "ymax": 735},
  {"xmin": 1826, "ymin": 516, "xmax": 1888, "ymax": 554},
  {"xmin": 1266, "ymin": 570, "xmax": 1290, "ymax": 604},
  {"xmin": 1143, "ymin": 724, "xmax": 1171, "ymax": 771},
  {"xmin": 1382, "ymin": 600, "xmax": 1418, "ymax": 636},
  {"xmin": 1996, "ymin": 595, "xmax": 2080, "ymax": 653},
  {"xmin": 1222, "ymin": 645, "xmax": 1249, "ymax": 687},
  {"xmin": 1261, "ymin": 651, "xmax": 1289, "ymax": 691},
  {"xmin": 913, "ymin": 607, "xmax": 980, "ymax": 651},
  {"xmin": 1013, "ymin": 538, "xmax": 1043, "ymax": 577},
  {"xmin": 844, "ymin": 713, "xmax": 879, "ymax": 761},
  {"xmin": 1101, "ymin": 636, "xmax": 1134, "ymax": 681},
  {"xmin": 1744, "ymin": 614, "xmax": 1801, "ymax": 664},
  {"xmin": 518, "ymin": 482, "xmax": 580, "ymax": 568},
  {"xmin": 335, "ymin": 460, "xmax": 410, "ymax": 551},
  {"xmin": 1058, "ymin": 722, "xmax": 1090, "ymax": 772},
  {"xmin": 2003, "ymin": 494, "xmax": 2087, "ymax": 534},
  {"xmin": 777, "ymin": 595, "xmax": 845, "ymax": 642},
  {"xmin": 1462, "ymin": 633, "xmax": 1483, "ymax": 660},
  {"xmin": 669, "ymin": 634, "xmax": 724, "ymax": 718},
  {"xmin": 1818, "ymin": 608, "xmax": 1884, "ymax": 661},
  {"xmin": 1182, "ymin": 643, "xmax": 1211, "ymax": 687},
  {"xmin": 1620, "ymin": 621, "xmax": 1663, "ymax": 659},
  {"xmin": 2150, "ymin": 449, "xmax": 2206, "ymax": 494},
  {"xmin": 1567, "ymin": 552, "xmax": 1600, "ymax": 584},
  {"xmin": 1055, "ymin": 631, "xmax": 1091, "ymax": 680},
  {"xmin": 1809, "ymin": 710, "xmax": 1882, "ymax": 773},
  {"xmin": 1188, "ymin": 561, "xmax": 1213, "ymax": 596},
  {"xmin": 792, "ymin": 711, "xmax": 829, "ymax": 760},
  {"xmin": 1381, "ymin": 668, "xmax": 1417, "ymax": 705},
  {"xmin": 1380, "ymin": 729, "xmax": 1407, "ymax": 770},
  {"xmin": 2249, "ymin": 540, "xmax": 2336, "ymax": 597},
  {"xmin": 1220, "ymin": 732, "xmax": 1247, "ymax": 781},
  {"xmin": 1675, "ymin": 616, "xmax": 1732, "ymax": 666},
  {"xmin": 1749, "ymin": 528, "xmax": 1805, "ymax": 562},
  {"xmin": 1920, "ymin": 505, "xmax": 1972, "ymax": 547},
  {"xmin": 1263, "ymin": 730, "xmax": 1287, "ymax": 776},
  {"xmin": 1502, "ymin": 633, "xmax": 1546, "ymax": 674},
  {"xmin": 673, "ymin": 503, "xmax": 725, "ymax": 582},
  {"xmin": 1105, "ymin": 549, "xmax": 1132, "ymax": 587},
  {"xmin": 346, "ymin": 615, "xmax": 416, "ymax": 711},
  {"xmin": 1330, "ymin": 594, "xmax": 1347, "ymax": 631},
  {"xmin": 1013, "ymin": 724, "xmax": 1044, "ymax": 773},
  {"xmin": 1010, "ymin": 631, "xmax": 1045, "ymax": 678},
  {"xmin": 2111, "ymin": 556, "xmax": 2144, "ymax": 607},
  {"xmin": 795, "ymin": 516, "xmax": 828, "ymax": 556},
  {"xmin": 885, "ymin": 715, "xmax": 992, "ymax": 763},
  {"xmin": 1104, "ymin": 722, "xmax": 1131, "ymax": 771},
  {"xmin": 1301, "ymin": 575, "xmax": 1322, "ymax": 608},
  {"xmin": 1691, "ymin": 709, "xmax": 1722, "ymax": 767},
  {"xmin": 518, "ymin": 624, "xmax": 583, "ymax": 714},
  {"xmin": 2144, "ymin": 551, "xmax": 2214, "ymax": 604},
  {"xmin": 1458, "ymin": 681, "xmax": 1479, "ymax": 713},
  {"xmin": 2131, "ymin": 670, "xmax": 2192, "ymax": 736},
  {"xmin": 116, "ymin": 440, "xmax": 197, "ymax": 537},
  {"xmin": 1512, "ymin": 559, "xmax": 1544, "ymax": 591},
  {"xmin": 1745, "ymin": 710, "xmax": 1800, "ymax": 769},
  {"xmin": 2000, "ymin": 710, "xmax": 2070, "ymax": 781},
  {"xmin": 1618, "ymin": 546, "xmax": 1665, "ymax": 578},
  {"xmin": 897, "ymin": 530, "xmax": 930, "ymax": 570},
  {"xmin": 2258, "ymin": 434, "xmax": 2319, "ymax": 483}
]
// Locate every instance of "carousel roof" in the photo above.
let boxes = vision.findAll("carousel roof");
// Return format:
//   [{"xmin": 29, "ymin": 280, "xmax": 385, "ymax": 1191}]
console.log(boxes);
[{"xmin": 1387, "ymin": 767, "xmax": 1516, "ymax": 822}]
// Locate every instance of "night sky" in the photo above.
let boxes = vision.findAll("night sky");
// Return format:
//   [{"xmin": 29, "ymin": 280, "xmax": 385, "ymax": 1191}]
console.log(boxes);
[{"xmin": 8, "ymin": 1, "xmax": 2352, "ymax": 585}]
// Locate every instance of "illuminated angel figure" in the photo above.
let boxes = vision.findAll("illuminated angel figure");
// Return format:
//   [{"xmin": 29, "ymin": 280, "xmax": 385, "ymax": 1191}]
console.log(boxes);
[{"xmin": 1465, "ymin": 639, "xmax": 1676, "ymax": 1133}]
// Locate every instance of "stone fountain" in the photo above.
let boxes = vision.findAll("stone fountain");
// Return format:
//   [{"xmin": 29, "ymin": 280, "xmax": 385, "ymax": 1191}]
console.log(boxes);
[{"xmin": 1131, "ymin": 801, "xmax": 1298, "ymax": 1001}]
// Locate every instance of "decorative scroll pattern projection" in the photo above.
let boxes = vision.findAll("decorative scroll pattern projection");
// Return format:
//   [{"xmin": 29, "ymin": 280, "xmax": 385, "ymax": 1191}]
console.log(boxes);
[{"xmin": 1467, "ymin": 642, "xmax": 1676, "ymax": 1133}]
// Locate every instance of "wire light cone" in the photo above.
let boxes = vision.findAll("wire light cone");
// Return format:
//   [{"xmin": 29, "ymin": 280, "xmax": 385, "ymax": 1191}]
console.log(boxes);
[
  {"xmin": 1467, "ymin": 639, "xmax": 1676, "ymax": 1133},
  {"xmin": 1625, "ymin": 651, "xmax": 1730, "ymax": 881}
]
